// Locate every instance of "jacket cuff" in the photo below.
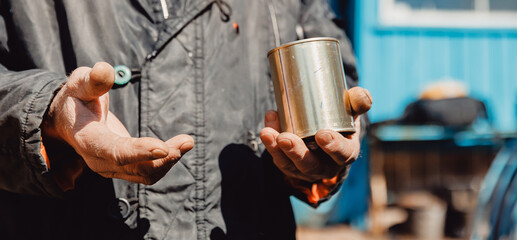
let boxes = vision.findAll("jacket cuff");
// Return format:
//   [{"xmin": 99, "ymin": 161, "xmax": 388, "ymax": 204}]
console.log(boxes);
[
  {"xmin": 20, "ymin": 74, "xmax": 68, "ymax": 198},
  {"xmin": 39, "ymin": 141, "xmax": 84, "ymax": 192}
]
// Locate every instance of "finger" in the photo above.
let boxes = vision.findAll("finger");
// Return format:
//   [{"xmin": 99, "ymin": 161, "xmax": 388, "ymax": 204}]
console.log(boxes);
[
  {"xmin": 348, "ymin": 87, "xmax": 372, "ymax": 116},
  {"xmin": 165, "ymin": 134, "xmax": 195, "ymax": 156},
  {"xmin": 315, "ymin": 129, "xmax": 359, "ymax": 166},
  {"xmin": 113, "ymin": 136, "xmax": 171, "ymax": 166},
  {"xmin": 69, "ymin": 62, "xmax": 115, "ymax": 102},
  {"xmin": 73, "ymin": 122, "xmax": 169, "ymax": 166},
  {"xmin": 123, "ymin": 134, "xmax": 194, "ymax": 178},
  {"xmin": 276, "ymin": 132, "xmax": 328, "ymax": 179},
  {"xmin": 264, "ymin": 110, "xmax": 281, "ymax": 132},
  {"xmin": 260, "ymin": 128, "xmax": 303, "ymax": 176},
  {"xmin": 141, "ymin": 135, "xmax": 193, "ymax": 183},
  {"xmin": 123, "ymin": 157, "xmax": 176, "ymax": 179},
  {"xmin": 98, "ymin": 171, "xmax": 160, "ymax": 185}
]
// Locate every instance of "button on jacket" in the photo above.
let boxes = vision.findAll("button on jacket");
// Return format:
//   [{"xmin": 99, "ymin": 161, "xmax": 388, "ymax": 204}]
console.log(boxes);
[{"xmin": 0, "ymin": 0, "xmax": 359, "ymax": 239}]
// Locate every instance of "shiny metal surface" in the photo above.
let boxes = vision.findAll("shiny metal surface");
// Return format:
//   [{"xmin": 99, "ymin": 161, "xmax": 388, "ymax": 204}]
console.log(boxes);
[{"xmin": 268, "ymin": 38, "xmax": 355, "ymax": 139}]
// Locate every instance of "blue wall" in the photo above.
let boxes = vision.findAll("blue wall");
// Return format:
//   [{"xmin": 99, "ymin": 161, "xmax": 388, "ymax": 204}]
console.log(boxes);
[{"xmin": 354, "ymin": 0, "xmax": 517, "ymax": 132}]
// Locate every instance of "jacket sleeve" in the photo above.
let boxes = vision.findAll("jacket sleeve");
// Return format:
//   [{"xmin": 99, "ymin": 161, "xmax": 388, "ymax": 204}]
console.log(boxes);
[
  {"xmin": 286, "ymin": 0, "xmax": 366, "ymax": 207},
  {"xmin": 0, "ymin": 65, "xmax": 67, "ymax": 198},
  {"xmin": 0, "ymin": 0, "xmax": 70, "ymax": 198},
  {"xmin": 0, "ymin": 3, "xmax": 68, "ymax": 197}
]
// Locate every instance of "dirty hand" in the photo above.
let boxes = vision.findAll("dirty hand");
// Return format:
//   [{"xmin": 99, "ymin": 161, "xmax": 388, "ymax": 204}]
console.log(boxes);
[
  {"xmin": 41, "ymin": 62, "xmax": 194, "ymax": 185},
  {"xmin": 260, "ymin": 87, "xmax": 372, "ymax": 182}
]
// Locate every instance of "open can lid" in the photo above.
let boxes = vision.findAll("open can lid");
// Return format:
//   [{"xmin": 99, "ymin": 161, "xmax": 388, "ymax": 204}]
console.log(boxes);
[{"xmin": 267, "ymin": 37, "xmax": 339, "ymax": 57}]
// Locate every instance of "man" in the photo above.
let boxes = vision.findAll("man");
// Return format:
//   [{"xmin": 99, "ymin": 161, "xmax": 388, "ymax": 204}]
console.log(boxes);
[{"xmin": 0, "ymin": 0, "xmax": 371, "ymax": 239}]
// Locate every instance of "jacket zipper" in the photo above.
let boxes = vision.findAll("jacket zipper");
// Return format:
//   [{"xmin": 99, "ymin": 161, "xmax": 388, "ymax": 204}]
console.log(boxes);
[{"xmin": 160, "ymin": 0, "xmax": 169, "ymax": 19}]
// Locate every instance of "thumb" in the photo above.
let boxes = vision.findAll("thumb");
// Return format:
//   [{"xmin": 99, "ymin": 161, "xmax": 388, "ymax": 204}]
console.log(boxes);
[
  {"xmin": 69, "ymin": 62, "xmax": 115, "ymax": 102},
  {"xmin": 347, "ymin": 87, "xmax": 372, "ymax": 116}
]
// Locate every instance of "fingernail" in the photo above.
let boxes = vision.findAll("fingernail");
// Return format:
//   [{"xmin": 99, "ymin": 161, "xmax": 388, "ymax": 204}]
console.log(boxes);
[
  {"xmin": 151, "ymin": 149, "xmax": 168, "ymax": 159},
  {"xmin": 319, "ymin": 132, "xmax": 333, "ymax": 145},
  {"xmin": 278, "ymin": 139, "xmax": 293, "ymax": 150},
  {"xmin": 363, "ymin": 89, "xmax": 372, "ymax": 104},
  {"xmin": 266, "ymin": 112, "xmax": 277, "ymax": 123},
  {"xmin": 179, "ymin": 141, "xmax": 194, "ymax": 154}
]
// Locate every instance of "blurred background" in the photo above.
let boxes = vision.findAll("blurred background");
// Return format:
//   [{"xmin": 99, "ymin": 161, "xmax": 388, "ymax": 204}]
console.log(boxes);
[{"xmin": 294, "ymin": 0, "xmax": 517, "ymax": 239}]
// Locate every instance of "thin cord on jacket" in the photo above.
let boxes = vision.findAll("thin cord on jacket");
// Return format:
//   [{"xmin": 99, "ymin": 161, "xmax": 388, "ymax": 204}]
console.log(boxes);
[
  {"xmin": 213, "ymin": 0, "xmax": 232, "ymax": 22},
  {"xmin": 266, "ymin": 0, "xmax": 281, "ymax": 47}
]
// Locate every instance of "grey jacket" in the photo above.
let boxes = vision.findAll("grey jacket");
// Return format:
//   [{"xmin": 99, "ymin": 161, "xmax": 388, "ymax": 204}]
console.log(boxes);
[{"xmin": 0, "ymin": 0, "xmax": 358, "ymax": 239}]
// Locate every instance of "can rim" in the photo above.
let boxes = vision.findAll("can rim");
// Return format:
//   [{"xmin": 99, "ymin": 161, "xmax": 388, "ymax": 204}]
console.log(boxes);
[{"xmin": 267, "ymin": 37, "xmax": 339, "ymax": 57}]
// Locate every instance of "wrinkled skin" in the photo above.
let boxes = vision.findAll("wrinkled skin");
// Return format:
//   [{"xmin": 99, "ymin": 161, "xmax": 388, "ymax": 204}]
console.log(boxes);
[
  {"xmin": 260, "ymin": 87, "xmax": 371, "ymax": 182},
  {"xmin": 42, "ymin": 62, "xmax": 371, "ymax": 185},
  {"xmin": 42, "ymin": 62, "xmax": 194, "ymax": 185}
]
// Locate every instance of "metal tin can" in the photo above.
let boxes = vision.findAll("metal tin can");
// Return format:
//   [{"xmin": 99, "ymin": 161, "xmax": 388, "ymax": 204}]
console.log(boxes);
[{"xmin": 267, "ymin": 37, "xmax": 355, "ymax": 143}]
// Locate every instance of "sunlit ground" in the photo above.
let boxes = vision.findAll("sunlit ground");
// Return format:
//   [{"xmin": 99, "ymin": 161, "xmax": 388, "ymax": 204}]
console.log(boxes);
[{"xmin": 297, "ymin": 225, "xmax": 464, "ymax": 240}]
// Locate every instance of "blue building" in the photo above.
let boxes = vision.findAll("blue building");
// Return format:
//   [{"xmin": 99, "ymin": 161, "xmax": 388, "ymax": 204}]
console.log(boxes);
[
  {"xmin": 354, "ymin": 0, "xmax": 517, "ymax": 132},
  {"xmin": 293, "ymin": 0, "xmax": 517, "ymax": 230}
]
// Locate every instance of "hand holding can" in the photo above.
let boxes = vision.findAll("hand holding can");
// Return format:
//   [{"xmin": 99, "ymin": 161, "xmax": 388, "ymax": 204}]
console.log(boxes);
[{"xmin": 268, "ymin": 38, "xmax": 355, "ymax": 148}]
